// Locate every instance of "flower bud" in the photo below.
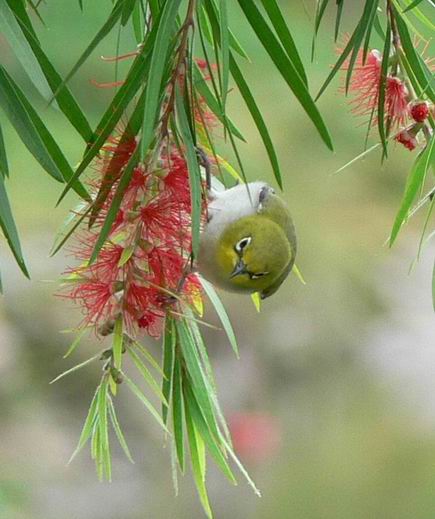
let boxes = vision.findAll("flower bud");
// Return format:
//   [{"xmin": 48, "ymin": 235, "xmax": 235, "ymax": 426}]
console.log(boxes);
[
  {"xmin": 410, "ymin": 101, "xmax": 430, "ymax": 123},
  {"xmin": 395, "ymin": 129, "xmax": 418, "ymax": 151}
]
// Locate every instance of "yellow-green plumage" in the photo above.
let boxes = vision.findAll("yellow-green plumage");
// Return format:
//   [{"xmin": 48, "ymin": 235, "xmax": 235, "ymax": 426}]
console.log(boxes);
[{"xmin": 198, "ymin": 182, "xmax": 296, "ymax": 299}]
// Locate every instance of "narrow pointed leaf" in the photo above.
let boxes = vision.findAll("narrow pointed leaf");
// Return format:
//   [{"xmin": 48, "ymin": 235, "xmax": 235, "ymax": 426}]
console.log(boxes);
[
  {"xmin": 16, "ymin": 19, "xmax": 93, "ymax": 142},
  {"xmin": 260, "ymin": 0, "xmax": 307, "ymax": 86},
  {"xmin": 5, "ymin": 0, "xmax": 39, "ymax": 42},
  {"xmin": 128, "ymin": 347, "xmax": 168, "ymax": 404},
  {"xmin": 0, "ymin": 123, "xmax": 9, "ymax": 177},
  {"xmin": 194, "ymin": 66, "xmax": 245, "ymax": 141},
  {"xmin": 218, "ymin": 0, "xmax": 229, "ymax": 109},
  {"xmin": 0, "ymin": 174, "xmax": 28, "ymax": 277},
  {"xmin": 123, "ymin": 373, "xmax": 169, "ymax": 432},
  {"xmin": 185, "ymin": 404, "xmax": 213, "ymax": 519},
  {"xmin": 52, "ymin": 0, "xmax": 125, "ymax": 99},
  {"xmin": 162, "ymin": 317, "xmax": 175, "ymax": 424},
  {"xmin": 377, "ymin": 20, "xmax": 391, "ymax": 157},
  {"xmin": 107, "ymin": 396, "xmax": 134, "ymax": 463},
  {"xmin": 50, "ymin": 353, "xmax": 100, "ymax": 384},
  {"xmin": 63, "ymin": 326, "xmax": 89, "ymax": 358},
  {"xmin": 172, "ymin": 355, "xmax": 185, "ymax": 471},
  {"xmin": 175, "ymin": 319, "xmax": 221, "ymax": 440},
  {"xmin": 237, "ymin": 0, "xmax": 333, "ymax": 150},
  {"xmin": 394, "ymin": 8, "xmax": 435, "ymax": 103},
  {"xmin": 199, "ymin": 276, "xmax": 239, "ymax": 358},
  {"xmin": 140, "ymin": 0, "xmax": 181, "ymax": 158},
  {"xmin": 98, "ymin": 376, "xmax": 109, "ymax": 454},
  {"xmin": 0, "ymin": 2, "xmax": 52, "ymax": 100},
  {"xmin": 184, "ymin": 383, "xmax": 236, "ymax": 485},
  {"xmin": 390, "ymin": 136, "xmax": 435, "ymax": 245},
  {"xmin": 229, "ymin": 54, "xmax": 282, "ymax": 189},
  {"xmin": 0, "ymin": 66, "xmax": 89, "ymax": 199},
  {"xmin": 335, "ymin": 0, "xmax": 345, "ymax": 41},
  {"xmin": 175, "ymin": 86, "xmax": 202, "ymax": 258},
  {"xmin": 68, "ymin": 385, "xmax": 100, "ymax": 463},
  {"xmin": 112, "ymin": 316, "xmax": 123, "ymax": 369}
]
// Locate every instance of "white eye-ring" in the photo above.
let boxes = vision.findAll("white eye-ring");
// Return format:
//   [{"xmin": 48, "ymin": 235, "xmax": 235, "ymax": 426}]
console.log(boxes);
[
  {"xmin": 235, "ymin": 236, "xmax": 252, "ymax": 253},
  {"xmin": 250, "ymin": 272, "xmax": 269, "ymax": 279}
]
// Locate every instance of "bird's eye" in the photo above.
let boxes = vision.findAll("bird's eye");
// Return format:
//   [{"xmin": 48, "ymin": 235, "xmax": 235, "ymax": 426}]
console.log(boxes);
[
  {"xmin": 250, "ymin": 272, "xmax": 269, "ymax": 279},
  {"xmin": 235, "ymin": 236, "xmax": 252, "ymax": 253}
]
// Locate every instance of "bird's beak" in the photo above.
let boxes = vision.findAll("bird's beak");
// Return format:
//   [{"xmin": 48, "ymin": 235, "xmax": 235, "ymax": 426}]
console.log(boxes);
[{"xmin": 230, "ymin": 259, "xmax": 247, "ymax": 279}]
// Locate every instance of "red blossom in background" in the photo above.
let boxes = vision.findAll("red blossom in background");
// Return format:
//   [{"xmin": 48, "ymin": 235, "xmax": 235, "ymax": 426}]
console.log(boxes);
[
  {"xmin": 340, "ymin": 43, "xmax": 433, "ymax": 151},
  {"xmin": 61, "ymin": 140, "xmax": 206, "ymax": 339},
  {"xmin": 229, "ymin": 412, "xmax": 282, "ymax": 463}
]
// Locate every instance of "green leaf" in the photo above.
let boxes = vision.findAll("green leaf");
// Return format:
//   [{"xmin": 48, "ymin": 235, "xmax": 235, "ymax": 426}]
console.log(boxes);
[
  {"xmin": 57, "ymin": 46, "xmax": 152, "ymax": 204},
  {"xmin": 175, "ymin": 319, "xmax": 221, "ymax": 441},
  {"xmin": 316, "ymin": 0, "xmax": 376, "ymax": 100},
  {"xmin": 68, "ymin": 385, "xmax": 100, "ymax": 463},
  {"xmin": 199, "ymin": 276, "xmax": 239, "ymax": 359},
  {"xmin": 0, "ymin": 66, "xmax": 89, "ymax": 200},
  {"xmin": 16, "ymin": 18, "xmax": 93, "ymax": 142},
  {"xmin": 0, "ymin": 175, "xmax": 28, "ymax": 277},
  {"xmin": 0, "ymin": 2, "xmax": 52, "ymax": 101},
  {"xmin": 403, "ymin": 0, "xmax": 425, "ymax": 11},
  {"xmin": 184, "ymin": 382, "xmax": 236, "ymax": 485},
  {"xmin": 377, "ymin": 19, "xmax": 391, "ymax": 157},
  {"xmin": 401, "ymin": 0, "xmax": 434, "ymax": 31},
  {"xmin": 175, "ymin": 86, "xmax": 203, "ymax": 258},
  {"xmin": 52, "ymin": 0, "xmax": 125, "ymax": 99},
  {"xmin": 172, "ymin": 354, "xmax": 185, "ymax": 472},
  {"xmin": 0, "ymin": 121, "xmax": 9, "ymax": 178},
  {"xmin": 193, "ymin": 66, "xmax": 245, "ymax": 141},
  {"xmin": 345, "ymin": 0, "xmax": 378, "ymax": 93},
  {"xmin": 140, "ymin": 0, "xmax": 181, "ymax": 158},
  {"xmin": 260, "ymin": 0, "xmax": 307, "ymax": 86},
  {"xmin": 6, "ymin": 0, "xmax": 39, "ymax": 42},
  {"xmin": 63, "ymin": 326, "xmax": 89, "ymax": 358},
  {"xmin": 112, "ymin": 316, "xmax": 123, "ymax": 370},
  {"xmin": 390, "ymin": 136, "xmax": 435, "ymax": 245},
  {"xmin": 162, "ymin": 317, "xmax": 175, "ymax": 424},
  {"xmin": 107, "ymin": 396, "xmax": 134, "ymax": 463},
  {"xmin": 123, "ymin": 372, "xmax": 169, "ymax": 432},
  {"xmin": 201, "ymin": 1, "xmax": 249, "ymax": 60},
  {"xmin": 185, "ymin": 403, "xmax": 213, "ymax": 519},
  {"xmin": 121, "ymin": 0, "xmax": 137, "ymax": 25},
  {"xmin": 237, "ymin": 0, "xmax": 333, "ymax": 151},
  {"xmin": 218, "ymin": 0, "xmax": 229, "ymax": 110},
  {"xmin": 49, "ymin": 353, "xmax": 100, "ymax": 384},
  {"xmin": 335, "ymin": 0, "xmax": 345, "ymax": 41},
  {"xmin": 98, "ymin": 376, "xmax": 110, "ymax": 456},
  {"xmin": 128, "ymin": 347, "xmax": 168, "ymax": 404},
  {"xmin": 394, "ymin": 7, "xmax": 435, "ymax": 103},
  {"xmin": 229, "ymin": 54, "xmax": 282, "ymax": 189},
  {"xmin": 312, "ymin": 0, "xmax": 331, "ymax": 59},
  {"xmin": 131, "ymin": 340, "xmax": 165, "ymax": 378},
  {"xmin": 132, "ymin": 1, "xmax": 143, "ymax": 43}
]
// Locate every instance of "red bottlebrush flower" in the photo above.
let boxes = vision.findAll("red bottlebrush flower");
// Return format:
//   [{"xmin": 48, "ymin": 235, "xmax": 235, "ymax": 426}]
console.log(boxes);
[
  {"xmin": 395, "ymin": 129, "xmax": 417, "ymax": 151},
  {"xmin": 341, "ymin": 47, "xmax": 411, "ymax": 129},
  {"xmin": 61, "ymin": 132, "xmax": 207, "ymax": 339},
  {"xmin": 386, "ymin": 76, "xmax": 409, "ymax": 128},
  {"xmin": 345, "ymin": 49, "xmax": 382, "ymax": 118},
  {"xmin": 410, "ymin": 101, "xmax": 430, "ymax": 123}
]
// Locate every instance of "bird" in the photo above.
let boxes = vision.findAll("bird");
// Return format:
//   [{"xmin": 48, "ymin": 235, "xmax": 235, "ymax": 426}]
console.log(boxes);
[{"xmin": 198, "ymin": 182, "xmax": 296, "ymax": 299}]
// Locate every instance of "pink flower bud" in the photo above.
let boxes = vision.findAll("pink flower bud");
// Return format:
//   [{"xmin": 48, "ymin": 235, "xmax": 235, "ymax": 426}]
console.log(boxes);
[{"xmin": 410, "ymin": 101, "xmax": 430, "ymax": 123}]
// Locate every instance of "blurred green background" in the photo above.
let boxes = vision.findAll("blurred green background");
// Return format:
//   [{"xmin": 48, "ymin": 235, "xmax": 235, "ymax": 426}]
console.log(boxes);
[{"xmin": 1, "ymin": 1, "xmax": 434, "ymax": 518}]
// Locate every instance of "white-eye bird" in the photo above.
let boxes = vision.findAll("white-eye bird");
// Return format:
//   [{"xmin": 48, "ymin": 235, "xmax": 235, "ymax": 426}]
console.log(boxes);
[{"xmin": 198, "ymin": 182, "xmax": 297, "ymax": 299}]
